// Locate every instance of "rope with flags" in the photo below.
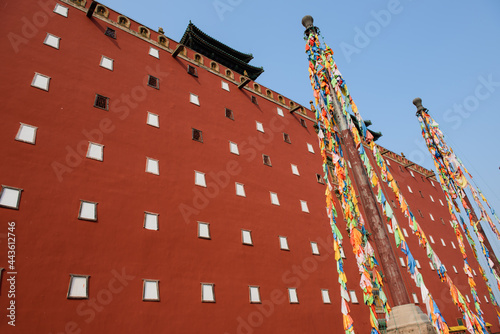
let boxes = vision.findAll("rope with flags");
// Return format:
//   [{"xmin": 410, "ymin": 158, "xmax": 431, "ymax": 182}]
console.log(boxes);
[{"xmin": 417, "ymin": 111, "xmax": 500, "ymax": 241}]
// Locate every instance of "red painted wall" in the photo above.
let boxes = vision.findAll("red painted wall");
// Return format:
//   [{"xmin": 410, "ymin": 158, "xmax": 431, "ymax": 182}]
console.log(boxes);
[
  {"xmin": 0, "ymin": 1, "xmax": 497, "ymax": 333},
  {"xmin": 367, "ymin": 150, "xmax": 499, "ymax": 332}
]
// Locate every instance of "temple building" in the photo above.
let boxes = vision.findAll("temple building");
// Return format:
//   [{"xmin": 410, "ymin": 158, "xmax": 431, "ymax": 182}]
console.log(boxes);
[{"xmin": 0, "ymin": 0, "xmax": 498, "ymax": 333}]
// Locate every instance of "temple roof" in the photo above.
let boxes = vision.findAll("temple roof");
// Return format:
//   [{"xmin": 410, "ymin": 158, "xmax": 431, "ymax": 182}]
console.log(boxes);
[{"xmin": 179, "ymin": 22, "xmax": 264, "ymax": 80}]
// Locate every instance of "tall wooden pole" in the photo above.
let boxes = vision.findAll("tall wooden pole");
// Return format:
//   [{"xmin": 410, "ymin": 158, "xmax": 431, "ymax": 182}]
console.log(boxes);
[
  {"xmin": 413, "ymin": 97, "xmax": 500, "ymax": 278},
  {"xmin": 329, "ymin": 94, "xmax": 412, "ymax": 306},
  {"xmin": 302, "ymin": 18, "xmax": 435, "ymax": 332}
]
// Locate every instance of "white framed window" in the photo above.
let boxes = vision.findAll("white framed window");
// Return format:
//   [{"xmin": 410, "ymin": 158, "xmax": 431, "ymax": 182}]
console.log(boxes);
[
  {"xmin": 31, "ymin": 73, "xmax": 50, "ymax": 91},
  {"xmin": 270, "ymin": 192, "xmax": 280, "ymax": 206},
  {"xmin": 429, "ymin": 213, "xmax": 435, "ymax": 221},
  {"xmin": 99, "ymin": 55, "xmax": 113, "ymax": 70},
  {"xmin": 415, "ymin": 260, "xmax": 421, "ymax": 269},
  {"xmin": 412, "ymin": 293, "xmax": 419, "ymax": 304},
  {"xmin": 277, "ymin": 107, "xmax": 284, "ymax": 117},
  {"xmin": 144, "ymin": 212, "xmax": 159, "ymax": 231},
  {"xmin": 441, "ymin": 239, "xmax": 446, "ymax": 247},
  {"xmin": 201, "ymin": 283, "xmax": 215, "ymax": 302},
  {"xmin": 249, "ymin": 286, "xmax": 261, "ymax": 303},
  {"xmin": 256, "ymin": 121, "xmax": 264, "ymax": 133},
  {"xmin": 86, "ymin": 142, "xmax": 103, "ymax": 161},
  {"xmin": 235, "ymin": 183, "xmax": 245, "ymax": 197},
  {"xmin": 340, "ymin": 248, "xmax": 346, "ymax": 259},
  {"xmin": 198, "ymin": 222, "xmax": 210, "ymax": 239},
  {"xmin": 229, "ymin": 141, "xmax": 239, "ymax": 155},
  {"xmin": 407, "ymin": 185, "xmax": 413, "ymax": 193},
  {"xmin": 67, "ymin": 275, "xmax": 88, "ymax": 299},
  {"xmin": 242, "ymin": 230, "xmax": 253, "ymax": 245},
  {"xmin": 221, "ymin": 81, "xmax": 230, "ymax": 91},
  {"xmin": 399, "ymin": 257, "xmax": 406, "ymax": 267},
  {"xmin": 473, "ymin": 269, "xmax": 476, "ymax": 276},
  {"xmin": 194, "ymin": 171, "xmax": 206, "ymax": 187},
  {"xmin": 54, "ymin": 3, "xmax": 69, "ymax": 17},
  {"xmin": 288, "ymin": 288, "xmax": 298, "ymax": 303},
  {"xmin": 451, "ymin": 241, "xmax": 456, "ymax": 249},
  {"xmin": 410, "ymin": 170, "xmax": 415, "ymax": 177},
  {"xmin": 439, "ymin": 199, "xmax": 444, "ymax": 206},
  {"xmin": 291, "ymin": 164, "xmax": 300, "ymax": 176},
  {"xmin": 430, "ymin": 195, "xmax": 434, "ymax": 202},
  {"xmin": 147, "ymin": 112, "xmax": 159, "ymax": 128},
  {"xmin": 430, "ymin": 180, "xmax": 435, "ymax": 187},
  {"xmin": 349, "ymin": 290, "xmax": 359, "ymax": 304},
  {"xmin": 402, "ymin": 228, "xmax": 408, "ymax": 237},
  {"xmin": 484, "ymin": 295, "xmax": 489, "ymax": 303},
  {"xmin": 43, "ymin": 33, "xmax": 60, "ymax": 49},
  {"xmin": 15, "ymin": 123, "xmax": 37, "ymax": 144},
  {"xmin": 387, "ymin": 224, "xmax": 393, "ymax": 234},
  {"xmin": 146, "ymin": 157, "xmax": 159, "ymax": 175},
  {"xmin": 321, "ymin": 289, "xmax": 331, "ymax": 304},
  {"xmin": 429, "ymin": 262, "xmax": 435, "ymax": 270},
  {"xmin": 279, "ymin": 236, "xmax": 289, "ymax": 250},
  {"xmin": 453, "ymin": 266, "xmax": 458, "ymax": 273},
  {"xmin": 307, "ymin": 143, "xmax": 315, "ymax": 153},
  {"xmin": 149, "ymin": 47, "xmax": 159, "ymax": 59},
  {"xmin": 78, "ymin": 200, "xmax": 97, "ymax": 221},
  {"xmin": 386, "ymin": 159, "xmax": 391, "ymax": 166},
  {"xmin": 311, "ymin": 242, "xmax": 319, "ymax": 255},
  {"xmin": 300, "ymin": 200, "xmax": 309, "ymax": 213},
  {"xmin": 143, "ymin": 280, "xmax": 160, "ymax": 301},
  {"xmin": 465, "ymin": 295, "xmax": 470, "ymax": 303},
  {"xmin": 347, "ymin": 161, "xmax": 352, "ymax": 168},
  {"xmin": 190, "ymin": 93, "xmax": 200, "ymax": 106},
  {"xmin": 429, "ymin": 235, "xmax": 435, "ymax": 243},
  {"xmin": 0, "ymin": 186, "xmax": 22, "ymax": 210}
]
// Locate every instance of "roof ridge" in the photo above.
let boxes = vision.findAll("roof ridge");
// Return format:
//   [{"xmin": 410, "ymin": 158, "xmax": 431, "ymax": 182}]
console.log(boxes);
[{"xmin": 185, "ymin": 22, "xmax": 254, "ymax": 63}]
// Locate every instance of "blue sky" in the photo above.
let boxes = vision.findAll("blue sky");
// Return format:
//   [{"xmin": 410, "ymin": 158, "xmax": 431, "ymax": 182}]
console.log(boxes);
[{"xmin": 100, "ymin": 0, "xmax": 500, "ymax": 293}]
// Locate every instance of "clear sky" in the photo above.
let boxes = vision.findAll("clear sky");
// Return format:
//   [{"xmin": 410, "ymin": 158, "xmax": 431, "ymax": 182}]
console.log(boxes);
[{"xmin": 100, "ymin": 0, "xmax": 500, "ymax": 296}]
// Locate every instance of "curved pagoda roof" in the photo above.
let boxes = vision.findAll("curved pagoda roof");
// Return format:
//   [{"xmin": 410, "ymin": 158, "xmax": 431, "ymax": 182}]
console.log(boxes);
[{"xmin": 179, "ymin": 22, "xmax": 264, "ymax": 81}]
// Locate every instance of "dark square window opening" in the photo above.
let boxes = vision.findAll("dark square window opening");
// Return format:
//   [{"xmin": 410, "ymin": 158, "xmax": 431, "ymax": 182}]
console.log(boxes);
[
  {"xmin": 192, "ymin": 128, "xmax": 203, "ymax": 142},
  {"xmin": 316, "ymin": 174, "xmax": 324, "ymax": 184},
  {"xmin": 419, "ymin": 191, "xmax": 424, "ymax": 198},
  {"xmin": 300, "ymin": 119, "xmax": 307, "ymax": 128},
  {"xmin": 104, "ymin": 27, "xmax": 116, "ymax": 39},
  {"xmin": 225, "ymin": 108, "xmax": 234, "ymax": 120},
  {"xmin": 262, "ymin": 154, "xmax": 272, "ymax": 167},
  {"xmin": 94, "ymin": 94, "xmax": 109, "ymax": 110},
  {"xmin": 283, "ymin": 133, "xmax": 291, "ymax": 144},
  {"xmin": 391, "ymin": 200, "xmax": 396, "ymax": 208},
  {"xmin": 148, "ymin": 75, "xmax": 159, "ymax": 89},
  {"xmin": 418, "ymin": 209, "xmax": 424, "ymax": 218},
  {"xmin": 399, "ymin": 165, "xmax": 403, "ymax": 172},
  {"xmin": 251, "ymin": 96, "xmax": 258, "ymax": 105},
  {"xmin": 187, "ymin": 65, "xmax": 198, "ymax": 77}
]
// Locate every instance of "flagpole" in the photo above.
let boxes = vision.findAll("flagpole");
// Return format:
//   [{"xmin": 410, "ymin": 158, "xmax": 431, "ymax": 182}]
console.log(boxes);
[
  {"xmin": 302, "ymin": 16, "xmax": 435, "ymax": 334},
  {"xmin": 413, "ymin": 97, "xmax": 500, "ymax": 278}
]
